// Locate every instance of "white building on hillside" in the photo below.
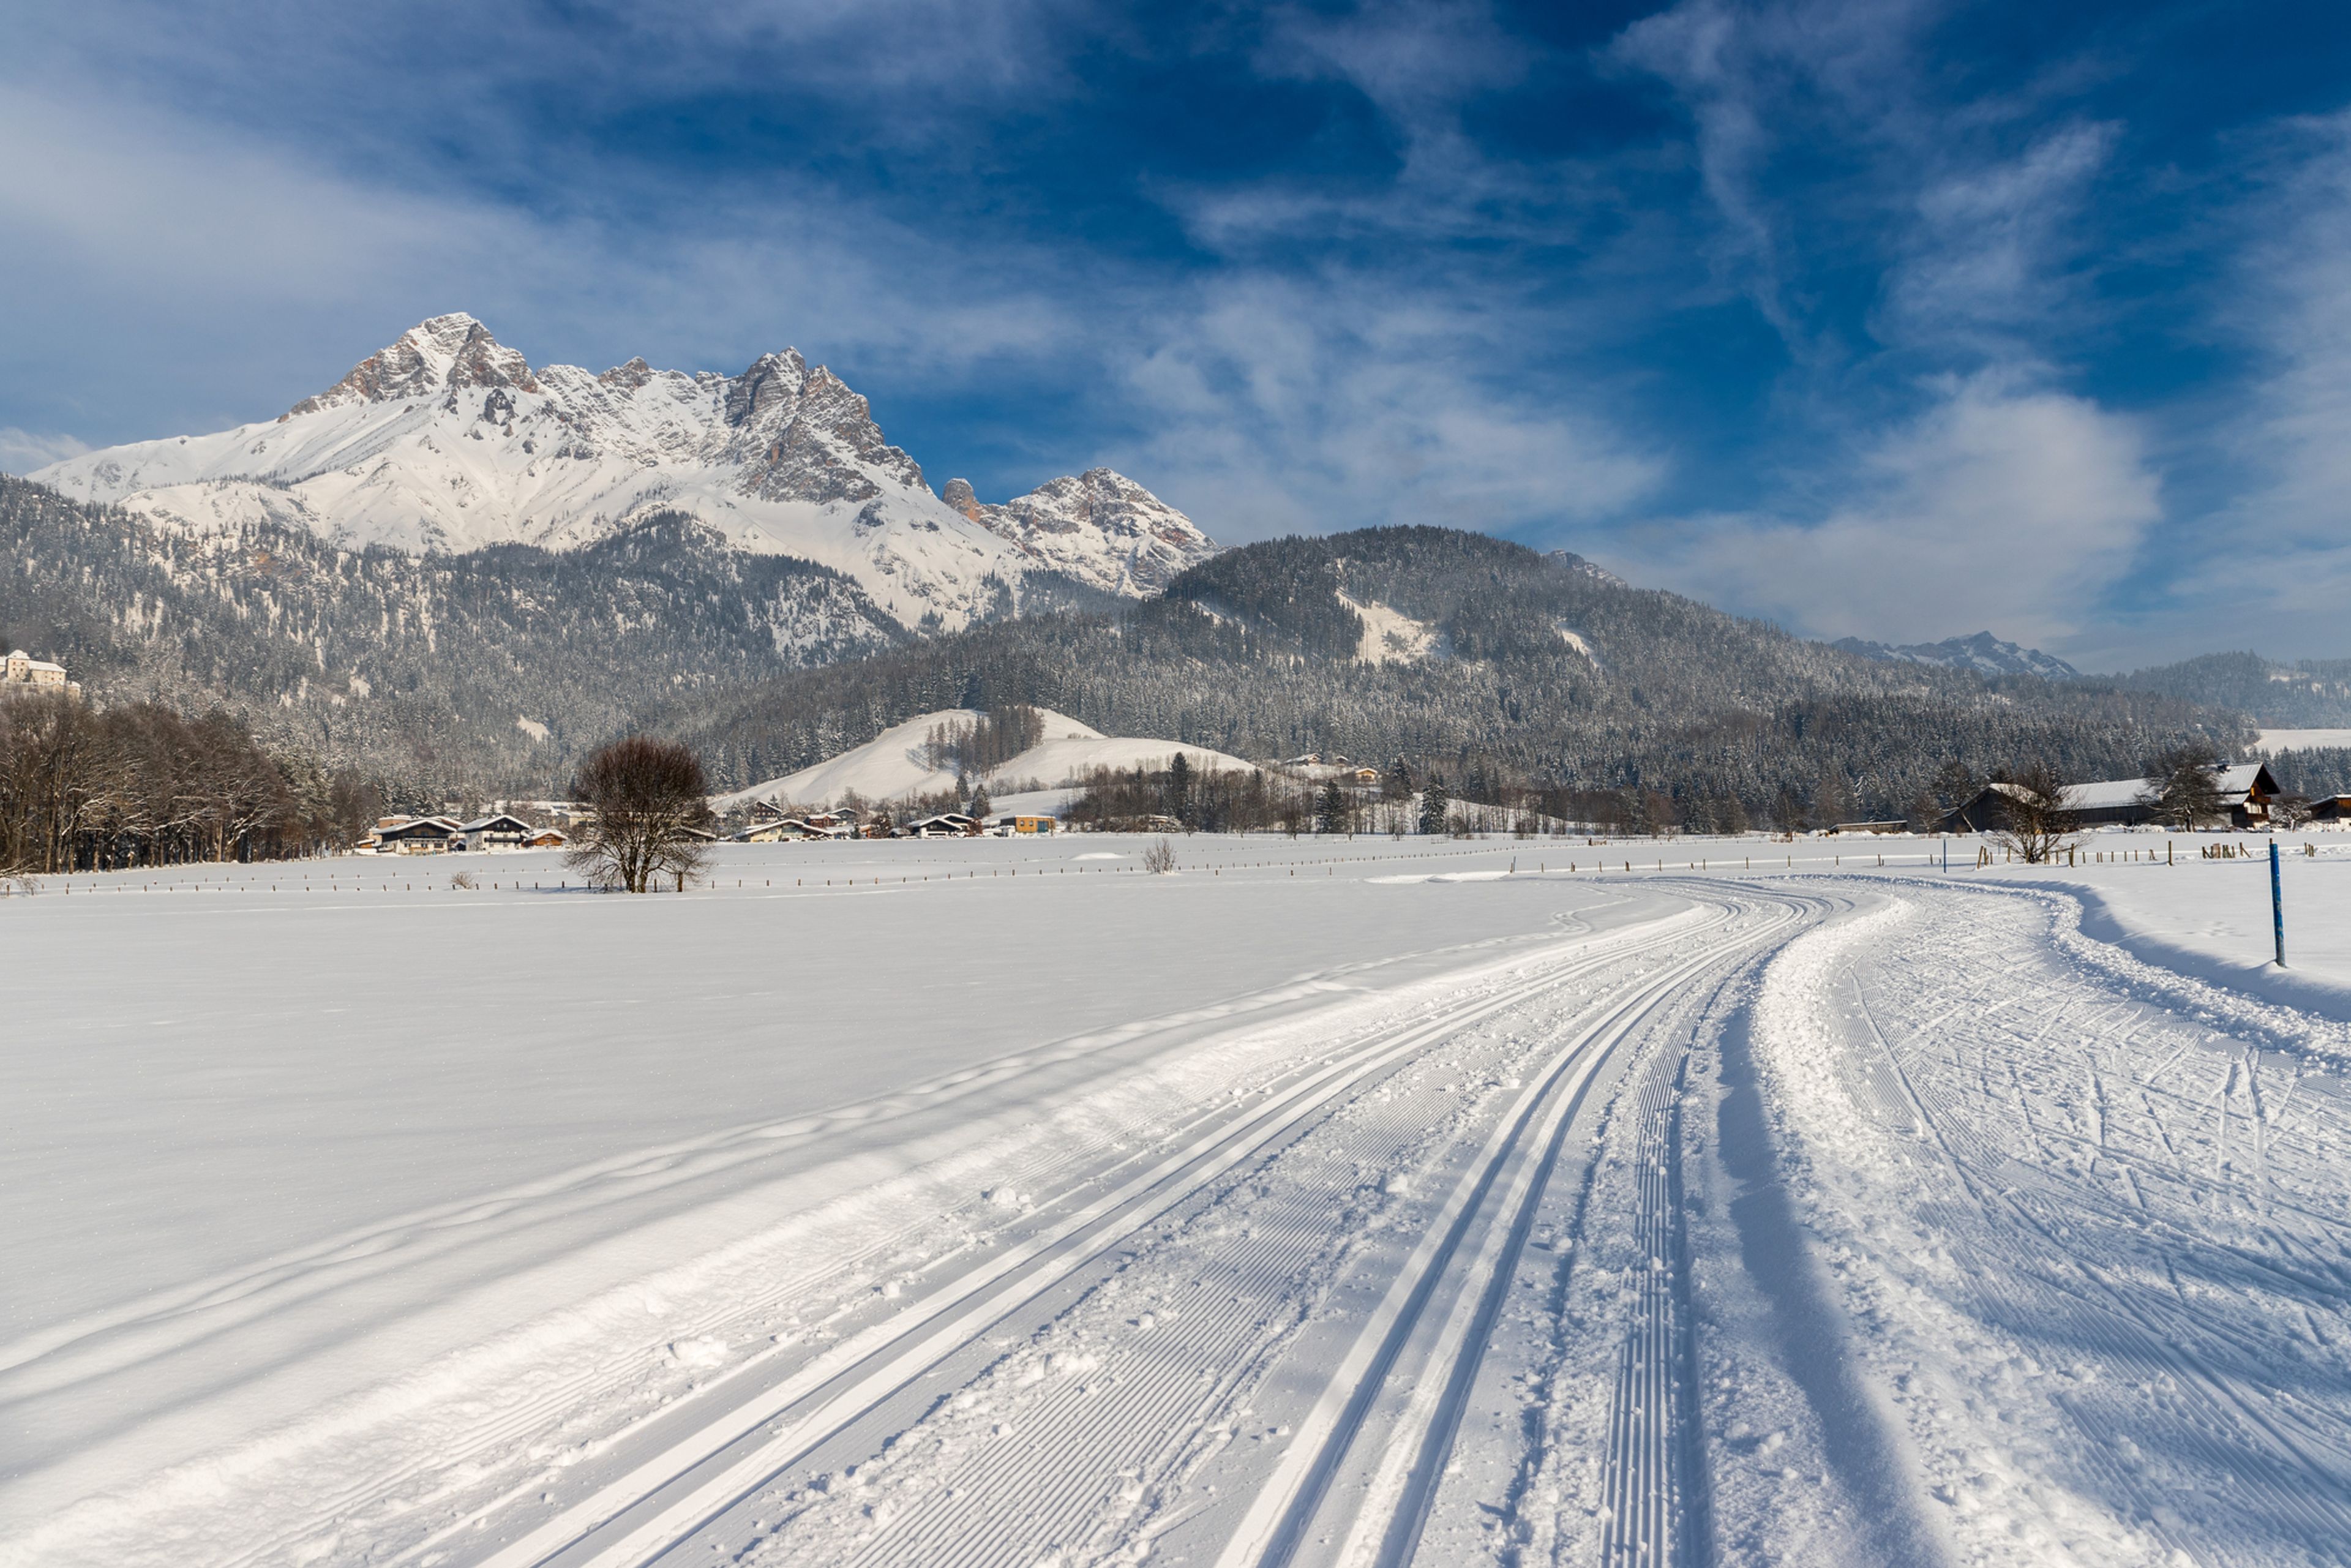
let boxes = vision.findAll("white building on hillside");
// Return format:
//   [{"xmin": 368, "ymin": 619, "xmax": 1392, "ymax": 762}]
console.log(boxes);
[{"xmin": 2, "ymin": 650, "xmax": 81, "ymax": 700}]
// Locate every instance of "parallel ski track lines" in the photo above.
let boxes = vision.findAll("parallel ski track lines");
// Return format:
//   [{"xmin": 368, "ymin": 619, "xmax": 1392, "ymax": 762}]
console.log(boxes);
[
  {"xmin": 1214, "ymin": 887, "xmax": 1812, "ymax": 1568},
  {"xmin": 1597, "ymin": 1033, "xmax": 1706, "ymax": 1568},
  {"xmin": 219, "ymin": 1037, "xmax": 1330, "ymax": 1568},
  {"xmin": 846, "ymin": 1170, "xmax": 1384, "ymax": 1568},
  {"xmin": 461, "ymin": 907, "xmax": 1735, "ymax": 1568}
]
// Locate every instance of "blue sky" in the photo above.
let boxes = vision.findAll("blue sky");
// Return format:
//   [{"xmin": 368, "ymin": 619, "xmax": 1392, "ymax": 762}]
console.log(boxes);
[{"xmin": 3, "ymin": 1, "xmax": 2349, "ymax": 670}]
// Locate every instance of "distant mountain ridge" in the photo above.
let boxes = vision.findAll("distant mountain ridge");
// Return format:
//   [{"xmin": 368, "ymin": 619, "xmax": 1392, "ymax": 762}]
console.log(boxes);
[
  {"xmin": 29, "ymin": 313, "xmax": 1218, "ymax": 631},
  {"xmin": 659, "ymin": 527, "xmax": 2237, "ymax": 822},
  {"xmin": 1831, "ymin": 631, "xmax": 2080, "ymax": 681},
  {"xmin": 0, "ymin": 471, "xmax": 2250, "ymax": 811}
]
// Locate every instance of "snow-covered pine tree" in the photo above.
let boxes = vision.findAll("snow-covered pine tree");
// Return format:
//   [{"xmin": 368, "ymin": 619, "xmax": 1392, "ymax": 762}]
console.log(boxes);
[
  {"xmin": 1419, "ymin": 778, "xmax": 1451, "ymax": 836},
  {"xmin": 1316, "ymin": 778, "xmax": 1349, "ymax": 835}
]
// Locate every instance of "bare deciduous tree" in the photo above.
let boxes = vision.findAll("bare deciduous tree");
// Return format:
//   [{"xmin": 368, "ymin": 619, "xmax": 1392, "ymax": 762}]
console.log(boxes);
[
  {"xmin": 566, "ymin": 737, "xmax": 712, "ymax": 893},
  {"xmin": 1142, "ymin": 838, "xmax": 1176, "ymax": 874},
  {"xmin": 1990, "ymin": 758, "xmax": 2081, "ymax": 864}
]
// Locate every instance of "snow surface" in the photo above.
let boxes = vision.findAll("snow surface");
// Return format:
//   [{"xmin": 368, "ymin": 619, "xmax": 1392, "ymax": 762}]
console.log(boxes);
[
  {"xmin": 711, "ymin": 708, "xmax": 1254, "ymax": 811},
  {"xmin": 981, "ymin": 786, "xmax": 1084, "ymax": 819},
  {"xmin": 1335, "ymin": 591, "xmax": 1441, "ymax": 664},
  {"xmin": 11, "ymin": 826, "xmax": 2351, "ymax": 1566},
  {"xmin": 2255, "ymin": 727, "xmax": 2351, "ymax": 754},
  {"xmin": 1971, "ymin": 827, "xmax": 2351, "ymax": 1015}
]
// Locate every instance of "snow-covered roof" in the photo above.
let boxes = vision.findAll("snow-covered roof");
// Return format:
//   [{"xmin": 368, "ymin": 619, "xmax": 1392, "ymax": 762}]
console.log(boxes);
[
  {"xmin": 2068, "ymin": 763, "xmax": 2268, "ymax": 810},
  {"xmin": 457, "ymin": 814, "xmax": 534, "ymax": 833},
  {"xmin": 376, "ymin": 816, "xmax": 462, "ymax": 836},
  {"xmin": 1981, "ymin": 763, "xmax": 2272, "ymax": 812},
  {"xmin": 2061, "ymin": 778, "xmax": 2155, "ymax": 811}
]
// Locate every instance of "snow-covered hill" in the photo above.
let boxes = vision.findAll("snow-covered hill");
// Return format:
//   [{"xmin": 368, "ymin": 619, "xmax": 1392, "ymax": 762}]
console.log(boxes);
[
  {"xmin": 31, "ymin": 313, "xmax": 1218, "ymax": 631},
  {"xmin": 713, "ymin": 706, "xmax": 1257, "ymax": 811}
]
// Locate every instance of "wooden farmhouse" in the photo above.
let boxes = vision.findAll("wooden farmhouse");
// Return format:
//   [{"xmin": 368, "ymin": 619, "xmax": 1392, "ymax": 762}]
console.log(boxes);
[
  {"xmin": 1944, "ymin": 763, "xmax": 2280, "ymax": 833},
  {"xmin": 457, "ymin": 813, "xmax": 536, "ymax": 851},
  {"xmin": 729, "ymin": 817, "xmax": 825, "ymax": 842},
  {"xmin": 373, "ymin": 816, "xmax": 464, "ymax": 853},
  {"xmin": 904, "ymin": 812, "xmax": 981, "ymax": 838}
]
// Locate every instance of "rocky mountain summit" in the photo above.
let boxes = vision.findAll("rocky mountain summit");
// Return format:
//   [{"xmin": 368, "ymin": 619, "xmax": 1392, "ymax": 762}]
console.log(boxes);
[
  {"xmin": 33, "ymin": 314, "xmax": 1218, "ymax": 631},
  {"xmin": 1831, "ymin": 629, "xmax": 2080, "ymax": 682}
]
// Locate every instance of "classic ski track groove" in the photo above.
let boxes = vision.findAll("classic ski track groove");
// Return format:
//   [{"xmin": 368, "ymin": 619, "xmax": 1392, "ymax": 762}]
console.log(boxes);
[
  {"xmin": 1595, "ymin": 1005, "xmax": 1708, "ymax": 1568},
  {"xmin": 187, "ymin": 918, "xmax": 1688, "ymax": 1568},
  {"xmin": 1215, "ymin": 886, "xmax": 1809, "ymax": 1568},
  {"xmin": 448, "ymin": 904, "xmax": 1739, "ymax": 1568}
]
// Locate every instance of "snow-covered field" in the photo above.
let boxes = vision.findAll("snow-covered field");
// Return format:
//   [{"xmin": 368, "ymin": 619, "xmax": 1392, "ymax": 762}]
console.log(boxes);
[
  {"xmin": 7, "ymin": 828, "xmax": 2351, "ymax": 1566},
  {"xmin": 2254, "ymin": 728, "xmax": 2351, "ymax": 754}
]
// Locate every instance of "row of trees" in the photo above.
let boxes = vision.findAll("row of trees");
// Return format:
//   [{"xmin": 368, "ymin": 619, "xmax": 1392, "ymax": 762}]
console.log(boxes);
[
  {"xmin": 0, "ymin": 692, "xmax": 385, "ymax": 879},
  {"xmin": 0, "ymin": 699, "xmax": 722, "ymax": 896},
  {"xmin": 1062, "ymin": 738, "xmax": 2300, "ymax": 861},
  {"xmin": 1065, "ymin": 756, "xmax": 1312, "ymax": 833}
]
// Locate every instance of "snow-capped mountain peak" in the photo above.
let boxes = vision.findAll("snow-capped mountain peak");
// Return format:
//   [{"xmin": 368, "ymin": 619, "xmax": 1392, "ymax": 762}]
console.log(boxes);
[
  {"xmin": 35, "ymin": 316, "xmax": 1219, "ymax": 632},
  {"xmin": 1832, "ymin": 630, "xmax": 2079, "ymax": 681},
  {"xmin": 285, "ymin": 313, "xmax": 541, "ymax": 418},
  {"xmin": 945, "ymin": 467, "xmax": 1215, "ymax": 595}
]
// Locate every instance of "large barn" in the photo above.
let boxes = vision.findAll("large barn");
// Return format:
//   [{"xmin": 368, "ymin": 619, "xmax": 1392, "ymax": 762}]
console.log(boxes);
[{"xmin": 1944, "ymin": 763, "xmax": 2279, "ymax": 833}]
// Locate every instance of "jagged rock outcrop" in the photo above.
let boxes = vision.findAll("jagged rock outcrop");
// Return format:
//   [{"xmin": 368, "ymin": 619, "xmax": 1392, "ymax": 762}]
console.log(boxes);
[
  {"xmin": 36, "ymin": 314, "xmax": 1220, "ymax": 631},
  {"xmin": 1832, "ymin": 631, "xmax": 2080, "ymax": 681},
  {"xmin": 945, "ymin": 467, "xmax": 1215, "ymax": 595}
]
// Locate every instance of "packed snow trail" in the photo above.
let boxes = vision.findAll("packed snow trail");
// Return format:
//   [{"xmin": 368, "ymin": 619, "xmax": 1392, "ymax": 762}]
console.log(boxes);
[
  {"xmin": 1720, "ymin": 882, "xmax": 2351, "ymax": 1567},
  {"xmin": 15, "ymin": 855, "xmax": 2351, "ymax": 1568},
  {"xmin": 463, "ymin": 893, "xmax": 1788, "ymax": 1567}
]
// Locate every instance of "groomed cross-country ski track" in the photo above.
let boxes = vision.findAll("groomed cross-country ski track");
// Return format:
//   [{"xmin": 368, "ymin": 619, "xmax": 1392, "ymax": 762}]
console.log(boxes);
[{"xmin": 10, "ymin": 846, "xmax": 2351, "ymax": 1568}]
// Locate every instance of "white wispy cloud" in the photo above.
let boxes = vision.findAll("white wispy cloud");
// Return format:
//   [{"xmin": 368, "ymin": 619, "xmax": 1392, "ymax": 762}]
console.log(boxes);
[
  {"xmin": 1611, "ymin": 373, "xmax": 2161, "ymax": 651},
  {"xmin": 1109, "ymin": 274, "xmax": 1661, "ymax": 541},
  {"xmin": 0, "ymin": 80, "xmax": 1084, "ymax": 438},
  {"xmin": 0, "ymin": 429, "xmax": 89, "ymax": 474},
  {"xmin": 2146, "ymin": 110, "xmax": 2351, "ymax": 659},
  {"xmin": 7, "ymin": 0, "xmax": 2345, "ymax": 664}
]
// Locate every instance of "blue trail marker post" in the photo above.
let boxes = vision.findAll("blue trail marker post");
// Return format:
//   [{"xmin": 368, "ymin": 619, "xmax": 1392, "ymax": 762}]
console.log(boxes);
[{"xmin": 2271, "ymin": 838, "xmax": 2287, "ymax": 967}]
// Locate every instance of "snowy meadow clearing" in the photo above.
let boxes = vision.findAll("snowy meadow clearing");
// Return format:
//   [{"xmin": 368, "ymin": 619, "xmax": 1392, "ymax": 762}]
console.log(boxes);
[{"xmin": 6, "ymin": 831, "xmax": 2351, "ymax": 1567}]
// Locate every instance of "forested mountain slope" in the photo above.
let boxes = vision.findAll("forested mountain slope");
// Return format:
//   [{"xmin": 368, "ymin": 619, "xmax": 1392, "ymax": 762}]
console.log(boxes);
[
  {"xmin": 660, "ymin": 527, "xmax": 2241, "ymax": 821},
  {"xmin": 0, "ymin": 476, "xmax": 905, "ymax": 794},
  {"xmin": 2113, "ymin": 651, "xmax": 2351, "ymax": 726}
]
